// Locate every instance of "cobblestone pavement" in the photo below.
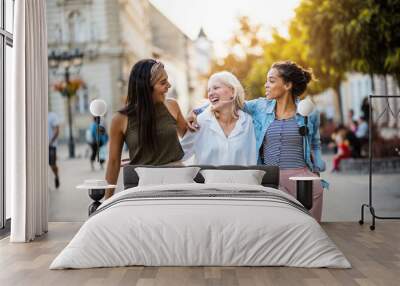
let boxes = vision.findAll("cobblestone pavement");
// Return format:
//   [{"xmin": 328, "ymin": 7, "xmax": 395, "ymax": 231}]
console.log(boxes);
[{"xmin": 49, "ymin": 144, "xmax": 400, "ymax": 222}]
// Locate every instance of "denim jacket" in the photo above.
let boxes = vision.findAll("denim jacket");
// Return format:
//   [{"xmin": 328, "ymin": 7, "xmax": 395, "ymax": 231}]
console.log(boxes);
[
  {"xmin": 243, "ymin": 98, "xmax": 328, "ymax": 189},
  {"xmin": 194, "ymin": 98, "xmax": 328, "ymax": 188}
]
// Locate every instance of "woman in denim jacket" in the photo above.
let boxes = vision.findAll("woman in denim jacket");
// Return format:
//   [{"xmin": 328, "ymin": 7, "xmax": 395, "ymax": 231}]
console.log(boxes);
[
  {"xmin": 249, "ymin": 61, "xmax": 326, "ymax": 221},
  {"xmin": 191, "ymin": 61, "xmax": 326, "ymax": 222}
]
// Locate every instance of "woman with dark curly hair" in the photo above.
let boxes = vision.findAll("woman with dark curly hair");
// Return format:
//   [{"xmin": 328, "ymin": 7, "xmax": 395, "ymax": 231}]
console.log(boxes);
[{"xmin": 248, "ymin": 61, "xmax": 326, "ymax": 221}]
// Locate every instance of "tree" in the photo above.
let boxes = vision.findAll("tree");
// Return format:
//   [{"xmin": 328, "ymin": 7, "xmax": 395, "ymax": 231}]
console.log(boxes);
[
  {"xmin": 294, "ymin": 0, "xmax": 359, "ymax": 123},
  {"xmin": 296, "ymin": 0, "xmax": 400, "ymax": 120},
  {"xmin": 207, "ymin": 16, "xmax": 264, "ymax": 99},
  {"xmin": 245, "ymin": 15, "xmax": 346, "ymax": 114},
  {"xmin": 342, "ymin": 0, "xmax": 400, "ymax": 88},
  {"xmin": 210, "ymin": 12, "xmax": 348, "ymax": 110},
  {"xmin": 208, "ymin": 0, "xmax": 400, "ymax": 120}
]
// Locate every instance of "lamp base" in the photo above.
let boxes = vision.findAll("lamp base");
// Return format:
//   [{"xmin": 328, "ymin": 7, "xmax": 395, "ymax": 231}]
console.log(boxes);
[
  {"xmin": 88, "ymin": 188, "xmax": 105, "ymax": 215},
  {"xmin": 296, "ymin": 180, "xmax": 313, "ymax": 210}
]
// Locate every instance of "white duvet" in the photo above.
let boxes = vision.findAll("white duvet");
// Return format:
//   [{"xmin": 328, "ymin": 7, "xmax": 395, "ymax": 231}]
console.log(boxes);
[{"xmin": 50, "ymin": 183, "xmax": 351, "ymax": 269}]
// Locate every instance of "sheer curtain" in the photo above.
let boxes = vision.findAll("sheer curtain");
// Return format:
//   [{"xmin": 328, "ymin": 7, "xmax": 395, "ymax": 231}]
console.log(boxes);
[{"xmin": 8, "ymin": 0, "xmax": 48, "ymax": 242}]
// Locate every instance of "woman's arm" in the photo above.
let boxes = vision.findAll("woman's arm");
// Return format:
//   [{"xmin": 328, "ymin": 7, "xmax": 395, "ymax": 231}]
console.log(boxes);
[
  {"xmin": 188, "ymin": 99, "xmax": 259, "ymax": 130},
  {"xmin": 104, "ymin": 113, "xmax": 126, "ymax": 199},
  {"xmin": 193, "ymin": 99, "xmax": 261, "ymax": 115},
  {"xmin": 165, "ymin": 99, "xmax": 188, "ymax": 137},
  {"xmin": 242, "ymin": 99, "xmax": 260, "ymax": 115}
]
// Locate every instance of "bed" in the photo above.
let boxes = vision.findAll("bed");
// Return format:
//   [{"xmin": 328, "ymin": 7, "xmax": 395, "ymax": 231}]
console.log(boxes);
[{"xmin": 50, "ymin": 165, "xmax": 350, "ymax": 269}]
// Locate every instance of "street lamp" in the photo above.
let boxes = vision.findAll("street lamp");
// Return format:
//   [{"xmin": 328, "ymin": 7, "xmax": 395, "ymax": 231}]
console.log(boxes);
[
  {"xmin": 89, "ymin": 99, "xmax": 107, "ymax": 162},
  {"xmin": 298, "ymin": 97, "xmax": 315, "ymax": 136},
  {"xmin": 49, "ymin": 49, "xmax": 84, "ymax": 158}
]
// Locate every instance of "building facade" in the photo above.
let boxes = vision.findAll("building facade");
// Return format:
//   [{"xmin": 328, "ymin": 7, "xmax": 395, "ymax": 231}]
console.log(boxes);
[
  {"xmin": 313, "ymin": 73, "xmax": 399, "ymax": 129},
  {"xmin": 47, "ymin": 0, "xmax": 143, "ymax": 141},
  {"xmin": 340, "ymin": 73, "xmax": 400, "ymax": 132},
  {"xmin": 47, "ymin": 0, "xmax": 208, "ymax": 142},
  {"xmin": 187, "ymin": 28, "xmax": 214, "ymax": 108},
  {"xmin": 148, "ymin": 2, "xmax": 191, "ymax": 113}
]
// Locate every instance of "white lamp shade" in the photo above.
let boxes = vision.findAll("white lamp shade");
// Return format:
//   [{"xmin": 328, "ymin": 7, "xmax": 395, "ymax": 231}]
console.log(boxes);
[
  {"xmin": 89, "ymin": 99, "xmax": 107, "ymax": 117},
  {"xmin": 297, "ymin": 97, "xmax": 315, "ymax": 117}
]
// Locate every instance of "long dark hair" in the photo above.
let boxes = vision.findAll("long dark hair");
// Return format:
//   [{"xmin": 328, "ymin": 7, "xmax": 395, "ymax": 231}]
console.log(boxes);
[
  {"xmin": 271, "ymin": 61, "xmax": 314, "ymax": 98},
  {"xmin": 120, "ymin": 59, "xmax": 159, "ymax": 150}
]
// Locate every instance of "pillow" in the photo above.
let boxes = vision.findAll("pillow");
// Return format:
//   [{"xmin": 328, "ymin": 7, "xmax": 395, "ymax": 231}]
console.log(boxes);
[
  {"xmin": 200, "ymin": 169, "xmax": 266, "ymax": 185},
  {"xmin": 135, "ymin": 167, "xmax": 201, "ymax": 186}
]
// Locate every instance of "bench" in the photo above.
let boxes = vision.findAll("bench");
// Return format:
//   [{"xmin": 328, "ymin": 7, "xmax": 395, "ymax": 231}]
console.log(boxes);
[{"xmin": 339, "ymin": 157, "xmax": 400, "ymax": 174}]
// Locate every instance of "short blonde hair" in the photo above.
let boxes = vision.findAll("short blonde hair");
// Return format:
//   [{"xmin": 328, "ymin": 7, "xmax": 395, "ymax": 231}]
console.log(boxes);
[{"xmin": 208, "ymin": 71, "xmax": 245, "ymax": 115}]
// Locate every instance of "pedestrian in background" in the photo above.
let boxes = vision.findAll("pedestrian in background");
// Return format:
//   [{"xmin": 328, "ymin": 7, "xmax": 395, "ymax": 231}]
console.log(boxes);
[
  {"xmin": 87, "ymin": 117, "xmax": 109, "ymax": 170},
  {"xmin": 48, "ymin": 111, "xmax": 60, "ymax": 188},
  {"xmin": 332, "ymin": 127, "xmax": 351, "ymax": 172}
]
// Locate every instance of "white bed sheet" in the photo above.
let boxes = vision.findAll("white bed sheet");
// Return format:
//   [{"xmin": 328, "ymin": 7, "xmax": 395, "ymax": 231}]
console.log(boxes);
[{"xmin": 50, "ymin": 183, "xmax": 351, "ymax": 269}]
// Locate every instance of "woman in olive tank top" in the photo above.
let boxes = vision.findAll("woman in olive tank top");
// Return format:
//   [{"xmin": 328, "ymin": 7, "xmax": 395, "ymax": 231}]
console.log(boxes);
[{"xmin": 105, "ymin": 59, "xmax": 188, "ymax": 198}]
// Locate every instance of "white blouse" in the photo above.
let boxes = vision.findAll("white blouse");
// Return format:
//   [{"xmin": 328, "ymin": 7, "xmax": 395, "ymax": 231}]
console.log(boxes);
[{"xmin": 180, "ymin": 109, "xmax": 257, "ymax": 165}]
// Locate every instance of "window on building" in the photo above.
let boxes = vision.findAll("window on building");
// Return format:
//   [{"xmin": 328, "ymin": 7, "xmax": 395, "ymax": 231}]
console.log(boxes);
[
  {"xmin": 1, "ymin": 0, "xmax": 14, "ymax": 233},
  {"xmin": 67, "ymin": 10, "xmax": 86, "ymax": 44},
  {"xmin": 74, "ymin": 87, "xmax": 89, "ymax": 114}
]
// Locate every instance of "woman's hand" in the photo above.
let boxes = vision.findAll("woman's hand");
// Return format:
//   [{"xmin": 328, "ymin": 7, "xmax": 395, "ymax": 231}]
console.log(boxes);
[{"xmin": 187, "ymin": 110, "xmax": 200, "ymax": 132}]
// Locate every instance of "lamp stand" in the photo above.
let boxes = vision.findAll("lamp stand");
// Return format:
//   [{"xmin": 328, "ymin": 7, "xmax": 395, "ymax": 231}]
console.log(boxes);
[{"xmin": 95, "ymin": 116, "xmax": 100, "ymax": 162}]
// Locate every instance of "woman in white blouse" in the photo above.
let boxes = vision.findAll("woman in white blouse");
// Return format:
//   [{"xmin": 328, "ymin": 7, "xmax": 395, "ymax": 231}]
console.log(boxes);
[{"xmin": 180, "ymin": 71, "xmax": 256, "ymax": 165}]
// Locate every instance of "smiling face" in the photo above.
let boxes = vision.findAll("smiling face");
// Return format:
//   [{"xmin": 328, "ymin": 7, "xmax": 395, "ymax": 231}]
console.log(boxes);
[
  {"xmin": 264, "ymin": 68, "xmax": 292, "ymax": 100},
  {"xmin": 207, "ymin": 79, "xmax": 234, "ymax": 110},
  {"xmin": 152, "ymin": 69, "xmax": 171, "ymax": 102}
]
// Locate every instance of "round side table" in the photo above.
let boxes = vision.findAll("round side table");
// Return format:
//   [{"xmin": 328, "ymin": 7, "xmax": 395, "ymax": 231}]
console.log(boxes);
[
  {"xmin": 77, "ymin": 183, "xmax": 117, "ymax": 216},
  {"xmin": 289, "ymin": 176, "xmax": 321, "ymax": 210}
]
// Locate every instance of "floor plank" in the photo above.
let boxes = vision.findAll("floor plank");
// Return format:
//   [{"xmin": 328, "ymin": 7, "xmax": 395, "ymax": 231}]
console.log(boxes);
[{"xmin": 0, "ymin": 222, "xmax": 399, "ymax": 286}]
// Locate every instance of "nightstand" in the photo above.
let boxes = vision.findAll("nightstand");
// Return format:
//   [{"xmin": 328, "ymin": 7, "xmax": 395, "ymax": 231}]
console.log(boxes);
[
  {"xmin": 77, "ymin": 180, "xmax": 117, "ymax": 215},
  {"xmin": 289, "ymin": 176, "xmax": 321, "ymax": 210}
]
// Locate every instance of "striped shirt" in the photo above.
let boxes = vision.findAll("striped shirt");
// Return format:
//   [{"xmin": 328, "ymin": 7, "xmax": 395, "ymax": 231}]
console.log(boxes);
[{"xmin": 262, "ymin": 117, "xmax": 306, "ymax": 170}]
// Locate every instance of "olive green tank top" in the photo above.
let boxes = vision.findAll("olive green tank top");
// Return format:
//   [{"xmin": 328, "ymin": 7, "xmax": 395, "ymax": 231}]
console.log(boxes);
[{"xmin": 124, "ymin": 103, "xmax": 184, "ymax": 165}]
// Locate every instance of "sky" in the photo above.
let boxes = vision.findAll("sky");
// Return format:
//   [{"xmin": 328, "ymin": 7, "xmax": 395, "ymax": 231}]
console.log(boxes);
[{"xmin": 149, "ymin": 0, "xmax": 301, "ymax": 58}]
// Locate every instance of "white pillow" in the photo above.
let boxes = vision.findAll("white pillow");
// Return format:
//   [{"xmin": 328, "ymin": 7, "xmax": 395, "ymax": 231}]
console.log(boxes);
[
  {"xmin": 135, "ymin": 167, "xmax": 201, "ymax": 186},
  {"xmin": 200, "ymin": 169, "xmax": 266, "ymax": 185}
]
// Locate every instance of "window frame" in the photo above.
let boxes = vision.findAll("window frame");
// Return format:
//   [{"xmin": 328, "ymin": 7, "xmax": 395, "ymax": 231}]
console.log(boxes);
[{"xmin": 0, "ymin": 0, "xmax": 14, "ymax": 234}]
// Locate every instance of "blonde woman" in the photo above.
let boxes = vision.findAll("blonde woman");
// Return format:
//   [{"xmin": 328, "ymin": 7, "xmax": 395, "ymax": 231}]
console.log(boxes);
[{"xmin": 180, "ymin": 71, "xmax": 256, "ymax": 165}]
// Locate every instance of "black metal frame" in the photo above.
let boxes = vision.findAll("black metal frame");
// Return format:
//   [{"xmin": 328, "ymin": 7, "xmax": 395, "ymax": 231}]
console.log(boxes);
[
  {"xmin": 1, "ymin": 0, "xmax": 14, "ymax": 232},
  {"xmin": 359, "ymin": 95, "xmax": 400, "ymax": 230},
  {"xmin": 95, "ymin": 116, "xmax": 100, "ymax": 162}
]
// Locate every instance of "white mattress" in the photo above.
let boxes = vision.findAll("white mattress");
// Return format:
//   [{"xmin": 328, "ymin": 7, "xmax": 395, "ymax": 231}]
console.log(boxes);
[{"xmin": 50, "ymin": 183, "xmax": 351, "ymax": 269}]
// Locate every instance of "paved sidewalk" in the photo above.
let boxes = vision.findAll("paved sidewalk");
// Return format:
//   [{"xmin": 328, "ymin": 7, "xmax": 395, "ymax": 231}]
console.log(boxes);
[
  {"xmin": 48, "ymin": 144, "xmax": 127, "ymax": 222},
  {"xmin": 49, "ymin": 144, "xmax": 400, "ymax": 222},
  {"xmin": 321, "ymin": 156, "xmax": 399, "ymax": 221}
]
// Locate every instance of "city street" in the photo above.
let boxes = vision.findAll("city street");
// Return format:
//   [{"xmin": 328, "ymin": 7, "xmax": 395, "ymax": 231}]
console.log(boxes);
[{"xmin": 49, "ymin": 143, "xmax": 400, "ymax": 222}]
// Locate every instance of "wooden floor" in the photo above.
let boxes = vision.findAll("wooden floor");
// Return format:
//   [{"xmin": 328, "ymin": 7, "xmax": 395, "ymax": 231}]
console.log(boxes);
[{"xmin": 0, "ymin": 222, "xmax": 399, "ymax": 286}]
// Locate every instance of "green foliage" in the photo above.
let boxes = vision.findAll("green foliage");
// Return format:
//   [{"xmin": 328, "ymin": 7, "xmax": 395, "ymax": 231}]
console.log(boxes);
[
  {"xmin": 298, "ymin": 0, "xmax": 400, "ymax": 80},
  {"xmin": 207, "ymin": 0, "xmax": 400, "ymax": 103},
  {"xmin": 207, "ymin": 16, "xmax": 264, "ymax": 99}
]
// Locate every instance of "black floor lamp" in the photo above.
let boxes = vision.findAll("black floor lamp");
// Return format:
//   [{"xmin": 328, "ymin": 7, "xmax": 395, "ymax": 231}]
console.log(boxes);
[{"xmin": 359, "ymin": 95, "xmax": 400, "ymax": 230}]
